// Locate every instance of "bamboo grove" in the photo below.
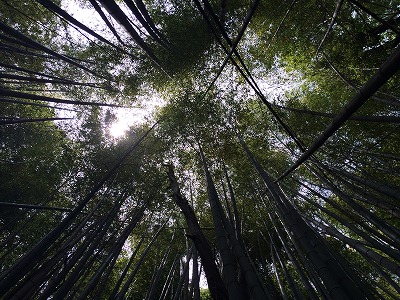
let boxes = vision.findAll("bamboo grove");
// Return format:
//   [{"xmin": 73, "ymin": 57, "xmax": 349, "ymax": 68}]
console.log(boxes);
[{"xmin": 0, "ymin": 0, "xmax": 399, "ymax": 299}]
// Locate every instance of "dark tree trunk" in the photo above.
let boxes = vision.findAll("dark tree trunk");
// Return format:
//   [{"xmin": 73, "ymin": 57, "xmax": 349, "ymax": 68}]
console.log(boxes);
[{"xmin": 166, "ymin": 165, "xmax": 229, "ymax": 300}]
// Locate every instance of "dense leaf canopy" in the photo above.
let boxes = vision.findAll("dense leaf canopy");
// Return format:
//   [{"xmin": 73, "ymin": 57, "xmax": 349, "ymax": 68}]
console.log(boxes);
[{"xmin": 0, "ymin": 0, "xmax": 400, "ymax": 299}]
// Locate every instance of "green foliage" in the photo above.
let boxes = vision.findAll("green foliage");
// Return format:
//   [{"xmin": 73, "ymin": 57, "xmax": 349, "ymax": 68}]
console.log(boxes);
[
  {"xmin": 1, "ymin": 0, "xmax": 400, "ymax": 298},
  {"xmin": 200, "ymin": 288, "xmax": 213, "ymax": 300}
]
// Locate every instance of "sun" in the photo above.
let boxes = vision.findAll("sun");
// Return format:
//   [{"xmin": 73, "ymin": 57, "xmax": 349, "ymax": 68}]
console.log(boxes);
[
  {"xmin": 109, "ymin": 120, "xmax": 129, "ymax": 138},
  {"xmin": 107, "ymin": 108, "xmax": 148, "ymax": 138},
  {"xmin": 108, "ymin": 96, "xmax": 165, "ymax": 138}
]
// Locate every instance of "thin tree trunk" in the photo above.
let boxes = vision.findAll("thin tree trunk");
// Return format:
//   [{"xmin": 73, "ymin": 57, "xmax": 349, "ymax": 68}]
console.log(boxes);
[
  {"xmin": 333, "ymin": 174, "xmax": 400, "ymax": 217},
  {"xmin": 159, "ymin": 254, "xmax": 180, "ymax": 300},
  {"xmin": 166, "ymin": 165, "xmax": 228, "ymax": 300},
  {"xmin": 254, "ymin": 190, "xmax": 329, "ymax": 300},
  {"xmin": 266, "ymin": 210, "xmax": 320, "ymax": 300},
  {"xmin": 314, "ymin": 166, "xmax": 400, "ymax": 247},
  {"xmin": 223, "ymin": 165, "xmax": 242, "ymax": 238},
  {"xmin": 0, "ymin": 20, "xmax": 107, "ymax": 79},
  {"xmin": 347, "ymin": 0, "xmax": 400, "ymax": 35},
  {"xmin": 367, "ymin": 259, "xmax": 400, "ymax": 295},
  {"xmin": 198, "ymin": 150, "xmax": 245, "ymax": 300},
  {"xmin": 0, "ymin": 62, "xmax": 84, "ymax": 83},
  {"xmin": 0, "ymin": 88, "xmax": 121, "ymax": 107},
  {"xmin": 0, "ymin": 97, "xmax": 78, "ymax": 111},
  {"xmin": 299, "ymin": 177, "xmax": 397, "ymax": 249},
  {"xmin": 238, "ymin": 135, "xmax": 372, "ymax": 299},
  {"xmin": 316, "ymin": 0, "xmax": 344, "ymax": 54},
  {"xmin": 77, "ymin": 204, "xmax": 146, "ymax": 299},
  {"xmin": 220, "ymin": 179, "xmax": 235, "ymax": 227},
  {"xmin": 0, "ymin": 123, "xmax": 157, "ymax": 295},
  {"xmin": 291, "ymin": 186, "xmax": 400, "ymax": 262},
  {"xmin": 97, "ymin": 0, "xmax": 161, "ymax": 66},
  {"xmin": 192, "ymin": 248, "xmax": 201, "ymax": 300},
  {"xmin": 199, "ymin": 147, "xmax": 269, "ymax": 300},
  {"xmin": 134, "ymin": 0, "xmax": 170, "ymax": 45},
  {"xmin": 197, "ymin": 0, "xmax": 306, "ymax": 152},
  {"xmin": 278, "ymin": 45, "xmax": 400, "ymax": 180},
  {"xmin": 202, "ymin": 0, "xmax": 260, "ymax": 95},
  {"xmin": 172, "ymin": 246, "xmax": 193, "ymax": 300},
  {"xmin": 8, "ymin": 189, "xmax": 123, "ymax": 298},
  {"xmin": 38, "ymin": 196, "xmax": 127, "ymax": 299},
  {"xmin": 107, "ymin": 234, "xmax": 145, "ymax": 299},
  {"xmin": 275, "ymin": 215, "xmax": 331, "ymax": 300},
  {"xmin": 37, "ymin": 0, "xmax": 128, "ymax": 54},
  {"xmin": 0, "ymin": 202, "xmax": 72, "ymax": 212},
  {"xmin": 88, "ymin": 0, "xmax": 125, "ymax": 45},
  {"xmin": 270, "ymin": 240, "xmax": 288, "ymax": 300},
  {"xmin": 0, "ymin": 73, "xmax": 100, "ymax": 88},
  {"xmin": 115, "ymin": 222, "xmax": 166, "ymax": 300},
  {"xmin": 322, "ymin": 52, "xmax": 400, "ymax": 107},
  {"xmin": 275, "ymin": 103, "xmax": 400, "ymax": 123},
  {"xmin": 123, "ymin": 0, "xmax": 169, "ymax": 49},
  {"xmin": 272, "ymin": 233, "xmax": 302, "ymax": 300},
  {"xmin": 0, "ymin": 117, "xmax": 72, "ymax": 125},
  {"xmin": 331, "ymin": 166, "xmax": 400, "ymax": 202},
  {"xmin": 146, "ymin": 232, "xmax": 174, "ymax": 300},
  {"xmin": 307, "ymin": 216, "xmax": 400, "ymax": 276}
]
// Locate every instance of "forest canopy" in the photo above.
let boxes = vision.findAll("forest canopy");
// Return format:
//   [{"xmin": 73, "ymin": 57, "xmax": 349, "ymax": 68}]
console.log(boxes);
[{"xmin": 0, "ymin": 0, "xmax": 400, "ymax": 299}]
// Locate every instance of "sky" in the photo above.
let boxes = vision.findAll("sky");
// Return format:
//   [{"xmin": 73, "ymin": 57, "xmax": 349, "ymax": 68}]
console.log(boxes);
[{"xmin": 61, "ymin": 0, "xmax": 162, "ymax": 138}]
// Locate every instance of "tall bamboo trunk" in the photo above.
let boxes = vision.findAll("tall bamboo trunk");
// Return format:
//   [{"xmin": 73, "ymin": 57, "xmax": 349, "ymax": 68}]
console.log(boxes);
[
  {"xmin": 145, "ymin": 232, "xmax": 174, "ymax": 300},
  {"xmin": 0, "ymin": 123, "xmax": 156, "ymax": 295},
  {"xmin": 238, "ymin": 135, "xmax": 373, "ymax": 299},
  {"xmin": 199, "ymin": 147, "xmax": 269, "ymax": 300},
  {"xmin": 115, "ymin": 222, "xmax": 166, "ymax": 300},
  {"xmin": 166, "ymin": 165, "xmax": 228, "ymax": 300}
]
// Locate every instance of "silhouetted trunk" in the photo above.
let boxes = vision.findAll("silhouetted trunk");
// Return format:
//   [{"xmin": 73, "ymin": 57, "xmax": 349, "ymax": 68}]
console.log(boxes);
[
  {"xmin": 134, "ymin": 0, "xmax": 170, "ymax": 45},
  {"xmin": 0, "ymin": 202, "xmax": 72, "ymax": 212},
  {"xmin": 0, "ymin": 117, "xmax": 72, "ymax": 125},
  {"xmin": 291, "ymin": 186, "xmax": 400, "ymax": 262},
  {"xmin": 198, "ymin": 150, "xmax": 244, "ymax": 300},
  {"xmin": 0, "ymin": 88, "xmax": 121, "ymax": 107},
  {"xmin": 88, "ymin": 0, "xmax": 125, "ymax": 44},
  {"xmin": 77, "ymin": 204, "xmax": 146, "ymax": 299},
  {"xmin": 159, "ymin": 254, "xmax": 180, "ymax": 300},
  {"xmin": 166, "ymin": 165, "xmax": 228, "ymax": 300},
  {"xmin": 0, "ymin": 97, "xmax": 78, "ymax": 111},
  {"xmin": 202, "ymin": 0, "xmax": 260, "ymax": 95},
  {"xmin": 108, "ymin": 234, "xmax": 145, "ymax": 299},
  {"xmin": 123, "ymin": 0, "xmax": 169, "ymax": 49},
  {"xmin": 0, "ymin": 123, "xmax": 157, "ymax": 295},
  {"xmin": 266, "ymin": 210, "xmax": 320, "ymax": 300},
  {"xmin": 115, "ymin": 222, "xmax": 166, "ymax": 300},
  {"xmin": 348, "ymin": 0, "xmax": 400, "ymax": 35},
  {"xmin": 146, "ymin": 233, "xmax": 174, "ymax": 300},
  {"xmin": 223, "ymin": 165, "xmax": 242, "ymax": 239},
  {"xmin": 199, "ymin": 147, "xmax": 268, "ymax": 300},
  {"xmin": 278, "ymin": 45, "xmax": 400, "ymax": 180},
  {"xmin": 97, "ymin": 0, "xmax": 161, "ymax": 66},
  {"xmin": 173, "ymin": 246, "xmax": 193, "ymax": 300},
  {"xmin": 316, "ymin": 0, "xmax": 344, "ymax": 54},
  {"xmin": 0, "ymin": 73, "xmax": 100, "ymax": 88},
  {"xmin": 306, "ymin": 215, "xmax": 400, "ymax": 276},
  {"xmin": 275, "ymin": 104, "xmax": 400, "ymax": 123},
  {"xmin": 270, "ymin": 240, "xmax": 288, "ymax": 300},
  {"xmin": 50, "ymin": 209, "xmax": 125, "ymax": 299},
  {"xmin": 314, "ymin": 166, "xmax": 400, "ymax": 247},
  {"xmin": 37, "ymin": 0, "xmax": 128, "ymax": 54},
  {"xmin": 192, "ymin": 248, "xmax": 201, "ymax": 300},
  {"xmin": 331, "ymin": 166, "xmax": 400, "ymax": 201},
  {"xmin": 335, "ymin": 177, "xmax": 400, "ymax": 217},
  {"xmin": 238, "ymin": 135, "xmax": 371, "ymax": 299},
  {"xmin": 0, "ymin": 20, "xmax": 107, "ymax": 79}
]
